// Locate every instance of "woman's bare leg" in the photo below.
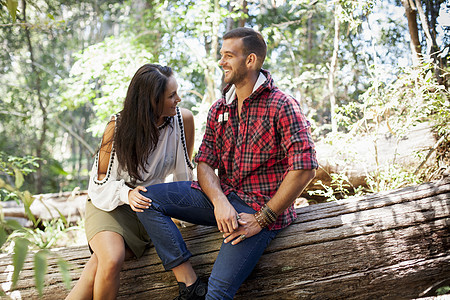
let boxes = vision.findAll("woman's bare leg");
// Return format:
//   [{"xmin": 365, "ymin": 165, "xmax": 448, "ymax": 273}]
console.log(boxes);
[
  {"xmin": 89, "ymin": 231, "xmax": 127, "ymax": 300},
  {"xmin": 65, "ymin": 253, "xmax": 98, "ymax": 300},
  {"xmin": 172, "ymin": 261, "xmax": 197, "ymax": 286},
  {"xmin": 66, "ymin": 231, "xmax": 129, "ymax": 300}
]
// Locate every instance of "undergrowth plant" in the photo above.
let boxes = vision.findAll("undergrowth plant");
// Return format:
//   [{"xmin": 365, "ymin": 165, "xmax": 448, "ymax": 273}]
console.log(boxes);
[
  {"xmin": 366, "ymin": 164, "xmax": 422, "ymax": 193},
  {"xmin": 337, "ymin": 62, "xmax": 448, "ymax": 192},
  {"xmin": 311, "ymin": 63, "xmax": 448, "ymax": 202},
  {"xmin": 308, "ymin": 172, "xmax": 365, "ymax": 202},
  {"xmin": 0, "ymin": 153, "xmax": 72, "ymax": 297}
]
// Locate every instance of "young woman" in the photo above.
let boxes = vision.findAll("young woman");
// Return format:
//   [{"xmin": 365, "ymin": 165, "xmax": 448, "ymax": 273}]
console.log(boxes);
[{"xmin": 66, "ymin": 64, "xmax": 195, "ymax": 300}]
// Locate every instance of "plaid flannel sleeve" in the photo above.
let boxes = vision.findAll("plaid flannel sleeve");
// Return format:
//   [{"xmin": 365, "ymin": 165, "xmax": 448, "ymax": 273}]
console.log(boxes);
[{"xmin": 278, "ymin": 96, "xmax": 318, "ymax": 171}]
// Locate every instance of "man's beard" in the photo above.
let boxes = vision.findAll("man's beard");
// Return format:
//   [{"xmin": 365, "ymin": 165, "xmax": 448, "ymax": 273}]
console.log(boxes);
[{"xmin": 225, "ymin": 64, "xmax": 247, "ymax": 85}]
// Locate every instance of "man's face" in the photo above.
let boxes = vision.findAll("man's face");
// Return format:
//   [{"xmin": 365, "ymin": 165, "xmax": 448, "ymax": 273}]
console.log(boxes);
[{"xmin": 219, "ymin": 38, "xmax": 249, "ymax": 86}]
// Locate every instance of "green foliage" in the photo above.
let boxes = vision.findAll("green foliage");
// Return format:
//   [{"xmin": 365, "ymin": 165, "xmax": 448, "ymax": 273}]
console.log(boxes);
[
  {"xmin": 313, "ymin": 60, "xmax": 448, "ymax": 200},
  {"xmin": 0, "ymin": 152, "xmax": 40, "ymax": 203},
  {"xmin": 0, "ymin": 152, "xmax": 40, "ymax": 179},
  {"xmin": 366, "ymin": 165, "xmax": 422, "ymax": 193},
  {"xmin": 57, "ymin": 257, "xmax": 72, "ymax": 290},
  {"xmin": 0, "ymin": 155, "xmax": 75, "ymax": 295},
  {"xmin": 336, "ymin": 61, "xmax": 449, "ymax": 176},
  {"xmin": 8, "ymin": 218, "xmax": 80, "ymax": 249},
  {"xmin": 337, "ymin": 0, "xmax": 374, "ymax": 31},
  {"xmin": 1, "ymin": 0, "xmax": 127, "ymax": 195},
  {"xmin": 0, "ymin": 225, "xmax": 6, "ymax": 248},
  {"xmin": 0, "ymin": 188, "xmax": 20, "ymax": 202},
  {"xmin": 308, "ymin": 172, "xmax": 365, "ymax": 201},
  {"xmin": 61, "ymin": 35, "xmax": 154, "ymax": 136},
  {"xmin": 308, "ymin": 164, "xmax": 422, "ymax": 201},
  {"xmin": 12, "ymin": 237, "xmax": 30, "ymax": 289},
  {"xmin": 3, "ymin": 228, "xmax": 74, "ymax": 295},
  {"xmin": 0, "ymin": 153, "xmax": 40, "ymax": 230},
  {"xmin": 437, "ymin": 286, "xmax": 450, "ymax": 295},
  {"xmin": 4, "ymin": 0, "xmax": 18, "ymax": 22},
  {"xmin": 34, "ymin": 249, "xmax": 49, "ymax": 297}
]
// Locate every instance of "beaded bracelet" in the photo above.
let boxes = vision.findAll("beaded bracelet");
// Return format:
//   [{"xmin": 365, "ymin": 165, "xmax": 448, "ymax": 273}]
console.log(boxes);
[
  {"xmin": 262, "ymin": 205, "xmax": 277, "ymax": 223},
  {"xmin": 254, "ymin": 210, "xmax": 270, "ymax": 228},
  {"xmin": 254, "ymin": 204, "xmax": 278, "ymax": 228}
]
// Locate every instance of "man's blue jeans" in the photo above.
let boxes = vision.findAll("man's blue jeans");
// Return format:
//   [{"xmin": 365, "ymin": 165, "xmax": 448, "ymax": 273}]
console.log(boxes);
[{"xmin": 136, "ymin": 181, "xmax": 279, "ymax": 300}]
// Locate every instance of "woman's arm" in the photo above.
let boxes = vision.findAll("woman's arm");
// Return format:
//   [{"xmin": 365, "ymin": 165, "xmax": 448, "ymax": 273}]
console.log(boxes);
[
  {"xmin": 97, "ymin": 120, "xmax": 115, "ymax": 180},
  {"xmin": 88, "ymin": 118, "xmax": 134, "ymax": 212},
  {"xmin": 91, "ymin": 118, "xmax": 151, "ymax": 212},
  {"xmin": 180, "ymin": 107, "xmax": 195, "ymax": 160}
]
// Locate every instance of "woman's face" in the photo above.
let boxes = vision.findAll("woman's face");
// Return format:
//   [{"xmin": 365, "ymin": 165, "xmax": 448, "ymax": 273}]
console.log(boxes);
[{"xmin": 160, "ymin": 76, "xmax": 181, "ymax": 119}]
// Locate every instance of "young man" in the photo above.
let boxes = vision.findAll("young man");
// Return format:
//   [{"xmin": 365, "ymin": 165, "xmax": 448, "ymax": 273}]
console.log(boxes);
[{"xmin": 136, "ymin": 27, "xmax": 318, "ymax": 300}]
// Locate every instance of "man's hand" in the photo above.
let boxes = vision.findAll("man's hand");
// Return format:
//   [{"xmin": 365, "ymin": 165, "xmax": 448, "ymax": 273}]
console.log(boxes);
[
  {"xmin": 214, "ymin": 200, "xmax": 240, "ymax": 233},
  {"xmin": 128, "ymin": 186, "xmax": 152, "ymax": 212},
  {"xmin": 222, "ymin": 212, "xmax": 261, "ymax": 245}
]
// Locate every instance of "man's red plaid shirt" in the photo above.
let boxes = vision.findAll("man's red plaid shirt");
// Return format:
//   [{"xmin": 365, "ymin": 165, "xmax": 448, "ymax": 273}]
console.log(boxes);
[{"xmin": 192, "ymin": 70, "xmax": 318, "ymax": 230}]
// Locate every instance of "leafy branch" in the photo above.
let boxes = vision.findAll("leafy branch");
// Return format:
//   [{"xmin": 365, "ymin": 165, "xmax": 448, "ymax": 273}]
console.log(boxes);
[{"xmin": 0, "ymin": 153, "xmax": 72, "ymax": 296}]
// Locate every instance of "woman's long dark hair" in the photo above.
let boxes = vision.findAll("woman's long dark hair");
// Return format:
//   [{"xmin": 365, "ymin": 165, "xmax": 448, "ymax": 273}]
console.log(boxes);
[{"xmin": 114, "ymin": 64, "xmax": 173, "ymax": 182}]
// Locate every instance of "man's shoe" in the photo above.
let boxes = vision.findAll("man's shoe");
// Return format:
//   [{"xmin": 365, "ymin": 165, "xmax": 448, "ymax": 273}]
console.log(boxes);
[{"xmin": 174, "ymin": 277, "xmax": 207, "ymax": 300}]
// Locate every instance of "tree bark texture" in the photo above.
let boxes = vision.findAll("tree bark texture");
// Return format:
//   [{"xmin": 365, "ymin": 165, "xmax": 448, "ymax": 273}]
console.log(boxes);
[
  {"xmin": 1, "ymin": 178, "xmax": 449, "ymax": 299},
  {"xmin": 401, "ymin": 0, "xmax": 422, "ymax": 65},
  {"xmin": 413, "ymin": 0, "xmax": 444, "ymax": 86},
  {"xmin": 328, "ymin": 4, "xmax": 340, "ymax": 133},
  {"xmin": 238, "ymin": 0, "xmax": 248, "ymax": 28},
  {"xmin": 22, "ymin": 0, "xmax": 47, "ymax": 194}
]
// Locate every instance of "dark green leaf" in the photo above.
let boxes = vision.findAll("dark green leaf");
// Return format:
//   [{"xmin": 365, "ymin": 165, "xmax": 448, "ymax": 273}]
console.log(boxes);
[
  {"xmin": 56, "ymin": 208, "xmax": 68, "ymax": 226},
  {"xmin": 49, "ymin": 161, "xmax": 69, "ymax": 176},
  {"xmin": 6, "ymin": 0, "xmax": 18, "ymax": 22},
  {"xmin": 436, "ymin": 286, "xmax": 450, "ymax": 295},
  {"xmin": 13, "ymin": 168, "xmax": 24, "ymax": 189},
  {"xmin": 5, "ymin": 219, "xmax": 23, "ymax": 231},
  {"xmin": 57, "ymin": 257, "xmax": 72, "ymax": 289},
  {"xmin": 0, "ymin": 226, "xmax": 7, "ymax": 248},
  {"xmin": 12, "ymin": 237, "xmax": 30, "ymax": 288},
  {"xmin": 34, "ymin": 249, "xmax": 49, "ymax": 297}
]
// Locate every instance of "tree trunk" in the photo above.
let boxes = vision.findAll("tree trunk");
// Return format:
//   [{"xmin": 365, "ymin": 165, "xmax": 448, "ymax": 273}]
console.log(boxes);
[
  {"xmin": 401, "ymin": 0, "xmax": 422, "ymax": 65},
  {"xmin": 328, "ymin": 4, "xmax": 340, "ymax": 133},
  {"xmin": 238, "ymin": 0, "xmax": 248, "ymax": 28},
  {"xmin": 1, "ymin": 178, "xmax": 448, "ymax": 299},
  {"xmin": 222, "ymin": 0, "xmax": 248, "ymax": 90},
  {"xmin": 203, "ymin": 0, "xmax": 220, "ymax": 104},
  {"xmin": 414, "ymin": 0, "xmax": 444, "ymax": 86},
  {"xmin": 22, "ymin": 0, "xmax": 47, "ymax": 194}
]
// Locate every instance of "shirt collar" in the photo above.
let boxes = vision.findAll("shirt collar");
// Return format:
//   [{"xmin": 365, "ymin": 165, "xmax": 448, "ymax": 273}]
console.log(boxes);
[{"xmin": 224, "ymin": 72, "xmax": 267, "ymax": 105}]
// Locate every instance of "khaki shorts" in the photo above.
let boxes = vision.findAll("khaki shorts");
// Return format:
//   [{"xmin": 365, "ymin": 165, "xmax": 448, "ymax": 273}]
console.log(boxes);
[{"xmin": 85, "ymin": 199, "xmax": 151, "ymax": 258}]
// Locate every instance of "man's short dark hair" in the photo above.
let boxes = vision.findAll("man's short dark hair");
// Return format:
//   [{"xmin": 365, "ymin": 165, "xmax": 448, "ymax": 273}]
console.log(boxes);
[{"xmin": 223, "ymin": 27, "xmax": 267, "ymax": 69}]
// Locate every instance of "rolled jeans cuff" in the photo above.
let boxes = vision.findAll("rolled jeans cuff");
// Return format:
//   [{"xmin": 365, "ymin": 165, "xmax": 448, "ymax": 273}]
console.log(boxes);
[{"xmin": 163, "ymin": 250, "xmax": 192, "ymax": 271}]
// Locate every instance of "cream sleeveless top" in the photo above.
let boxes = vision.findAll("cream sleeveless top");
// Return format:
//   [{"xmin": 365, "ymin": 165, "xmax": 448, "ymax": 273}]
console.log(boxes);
[{"xmin": 88, "ymin": 107, "xmax": 194, "ymax": 211}]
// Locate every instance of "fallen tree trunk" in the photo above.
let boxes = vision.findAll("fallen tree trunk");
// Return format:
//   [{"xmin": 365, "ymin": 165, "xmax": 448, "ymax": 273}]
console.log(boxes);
[
  {"xmin": 2, "ymin": 189, "xmax": 88, "ymax": 227},
  {"xmin": 312, "ymin": 122, "xmax": 437, "ymax": 193},
  {"xmin": 1, "ymin": 177, "xmax": 449, "ymax": 299}
]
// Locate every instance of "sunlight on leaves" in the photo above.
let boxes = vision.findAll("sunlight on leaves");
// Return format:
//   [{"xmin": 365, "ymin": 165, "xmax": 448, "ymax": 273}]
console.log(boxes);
[
  {"xmin": 13, "ymin": 168, "xmax": 24, "ymax": 189},
  {"xmin": 6, "ymin": 0, "xmax": 19, "ymax": 22}
]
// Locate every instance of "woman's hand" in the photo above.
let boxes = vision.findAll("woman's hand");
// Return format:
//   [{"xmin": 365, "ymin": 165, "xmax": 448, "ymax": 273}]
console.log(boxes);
[
  {"xmin": 222, "ymin": 213, "xmax": 262, "ymax": 245},
  {"xmin": 128, "ymin": 186, "xmax": 152, "ymax": 212}
]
